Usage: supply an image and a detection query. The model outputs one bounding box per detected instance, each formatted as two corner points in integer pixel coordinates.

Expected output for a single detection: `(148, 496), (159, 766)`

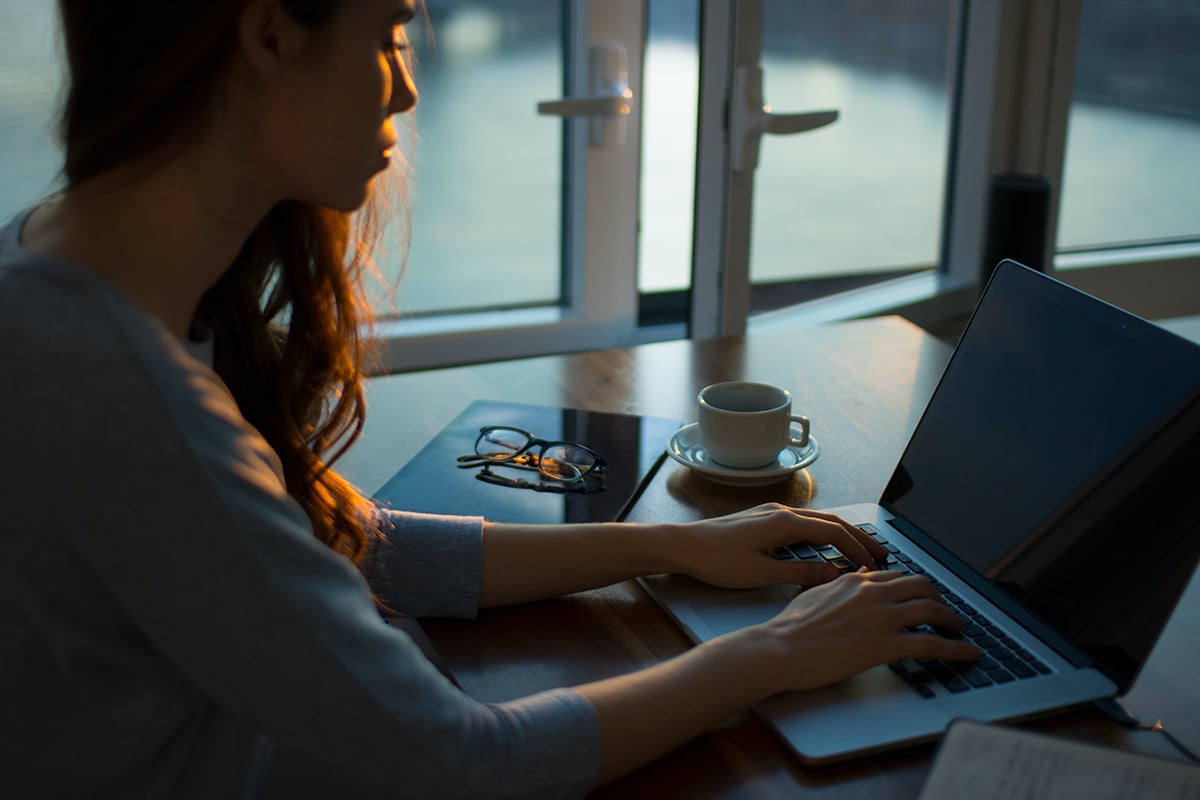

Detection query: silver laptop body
(642, 261), (1200, 763)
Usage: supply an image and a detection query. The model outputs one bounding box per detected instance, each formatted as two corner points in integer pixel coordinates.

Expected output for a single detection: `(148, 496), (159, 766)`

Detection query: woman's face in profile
(263, 0), (418, 212)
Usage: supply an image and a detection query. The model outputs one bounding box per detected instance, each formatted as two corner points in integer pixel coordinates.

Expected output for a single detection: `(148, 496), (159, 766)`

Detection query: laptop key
(926, 662), (970, 693)
(953, 665), (995, 688)
(1008, 661), (1037, 679)
(979, 660), (1010, 676)
(972, 634), (1000, 651)
(825, 557), (854, 573)
(975, 655), (1002, 671)
(889, 660), (933, 685)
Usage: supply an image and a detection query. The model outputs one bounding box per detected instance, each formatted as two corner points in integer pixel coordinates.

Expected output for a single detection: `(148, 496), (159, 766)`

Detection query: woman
(0, 0), (977, 796)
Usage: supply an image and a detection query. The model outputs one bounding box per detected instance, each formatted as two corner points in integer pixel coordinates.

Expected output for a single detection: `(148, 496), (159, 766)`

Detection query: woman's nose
(389, 57), (418, 115)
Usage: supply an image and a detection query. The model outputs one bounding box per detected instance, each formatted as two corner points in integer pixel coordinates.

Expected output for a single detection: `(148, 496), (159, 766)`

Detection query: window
(1058, 0), (1200, 253)
(690, 0), (968, 337)
(0, 2), (61, 222)
(394, 4), (564, 315)
(0, 1), (651, 373)
(371, 0), (648, 371)
(636, 0), (700, 308)
(742, 0), (1200, 333)
(635, 0), (961, 324)
(747, 1), (959, 308)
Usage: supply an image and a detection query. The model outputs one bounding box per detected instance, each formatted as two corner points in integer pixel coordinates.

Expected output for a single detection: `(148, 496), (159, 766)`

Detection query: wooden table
(339, 316), (1200, 798)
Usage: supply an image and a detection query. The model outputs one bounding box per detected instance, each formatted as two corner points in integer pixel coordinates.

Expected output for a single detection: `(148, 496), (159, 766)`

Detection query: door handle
(730, 65), (838, 173)
(537, 44), (633, 148)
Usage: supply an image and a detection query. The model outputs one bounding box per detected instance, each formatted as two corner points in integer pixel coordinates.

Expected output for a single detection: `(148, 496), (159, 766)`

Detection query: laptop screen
(882, 261), (1200, 687)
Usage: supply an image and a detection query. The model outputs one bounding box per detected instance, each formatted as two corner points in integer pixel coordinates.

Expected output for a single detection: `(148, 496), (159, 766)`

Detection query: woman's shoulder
(1, 209), (196, 375)
(0, 210), (243, 455)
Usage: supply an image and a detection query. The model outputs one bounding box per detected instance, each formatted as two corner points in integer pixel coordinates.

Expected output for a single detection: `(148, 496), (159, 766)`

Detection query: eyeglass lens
(538, 443), (596, 481)
(475, 427), (531, 459)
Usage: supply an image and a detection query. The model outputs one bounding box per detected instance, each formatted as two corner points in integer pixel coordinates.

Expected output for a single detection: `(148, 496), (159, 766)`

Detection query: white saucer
(666, 423), (820, 487)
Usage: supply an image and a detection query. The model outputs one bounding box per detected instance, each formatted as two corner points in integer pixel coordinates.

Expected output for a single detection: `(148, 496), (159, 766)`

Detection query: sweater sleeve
(364, 508), (485, 619)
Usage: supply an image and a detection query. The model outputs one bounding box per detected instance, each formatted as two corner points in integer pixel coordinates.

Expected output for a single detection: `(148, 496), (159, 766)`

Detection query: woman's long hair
(57, 0), (396, 563)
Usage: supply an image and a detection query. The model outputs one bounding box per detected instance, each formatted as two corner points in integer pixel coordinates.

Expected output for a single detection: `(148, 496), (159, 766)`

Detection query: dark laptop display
(882, 261), (1200, 689)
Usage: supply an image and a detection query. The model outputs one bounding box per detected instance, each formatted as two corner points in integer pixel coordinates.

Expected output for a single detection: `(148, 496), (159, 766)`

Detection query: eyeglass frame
(455, 425), (607, 484)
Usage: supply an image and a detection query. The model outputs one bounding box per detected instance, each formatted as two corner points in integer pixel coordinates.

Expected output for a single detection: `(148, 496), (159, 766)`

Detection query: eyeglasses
(456, 426), (607, 491)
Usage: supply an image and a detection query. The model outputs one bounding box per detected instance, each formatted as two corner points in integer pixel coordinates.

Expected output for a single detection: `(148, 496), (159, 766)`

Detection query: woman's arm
(480, 503), (888, 608)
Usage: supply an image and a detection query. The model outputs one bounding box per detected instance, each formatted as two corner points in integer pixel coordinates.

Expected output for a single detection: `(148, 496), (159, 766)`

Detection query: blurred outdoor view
(1, 1), (1196, 317)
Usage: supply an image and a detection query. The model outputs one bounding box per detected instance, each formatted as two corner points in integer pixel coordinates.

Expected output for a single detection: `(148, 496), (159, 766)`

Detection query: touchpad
(687, 585), (799, 637)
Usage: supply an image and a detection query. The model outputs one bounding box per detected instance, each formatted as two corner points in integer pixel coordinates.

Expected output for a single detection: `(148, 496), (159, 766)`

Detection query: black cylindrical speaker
(982, 173), (1052, 284)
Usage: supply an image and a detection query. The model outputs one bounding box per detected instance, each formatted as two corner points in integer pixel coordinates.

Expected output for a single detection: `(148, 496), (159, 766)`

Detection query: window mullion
(689, 0), (735, 339)
(995, 0), (1082, 273)
(575, 0), (644, 333)
(689, 0), (763, 340)
(941, 0), (1004, 289)
(942, 0), (1082, 289)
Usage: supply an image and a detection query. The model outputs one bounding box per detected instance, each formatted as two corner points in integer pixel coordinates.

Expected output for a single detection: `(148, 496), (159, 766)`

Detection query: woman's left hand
(669, 503), (888, 590)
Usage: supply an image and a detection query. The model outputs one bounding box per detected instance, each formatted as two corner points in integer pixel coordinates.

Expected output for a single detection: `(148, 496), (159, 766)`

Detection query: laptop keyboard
(772, 523), (1051, 698)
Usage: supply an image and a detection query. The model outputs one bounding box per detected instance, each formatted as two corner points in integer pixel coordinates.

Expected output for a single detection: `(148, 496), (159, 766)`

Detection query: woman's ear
(237, 0), (310, 79)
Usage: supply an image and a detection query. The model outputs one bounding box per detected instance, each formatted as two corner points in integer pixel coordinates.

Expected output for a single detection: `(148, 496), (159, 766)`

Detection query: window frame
(373, 0), (647, 373)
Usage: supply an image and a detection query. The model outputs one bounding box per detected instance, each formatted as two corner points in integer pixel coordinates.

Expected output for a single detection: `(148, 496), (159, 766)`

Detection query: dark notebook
(373, 399), (681, 524)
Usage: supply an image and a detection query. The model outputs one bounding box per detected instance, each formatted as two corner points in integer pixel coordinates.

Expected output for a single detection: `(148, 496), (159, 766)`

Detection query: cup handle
(789, 415), (811, 448)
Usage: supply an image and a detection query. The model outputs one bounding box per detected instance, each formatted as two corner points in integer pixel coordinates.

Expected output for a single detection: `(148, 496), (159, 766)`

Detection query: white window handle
(537, 44), (632, 148)
(730, 65), (838, 173)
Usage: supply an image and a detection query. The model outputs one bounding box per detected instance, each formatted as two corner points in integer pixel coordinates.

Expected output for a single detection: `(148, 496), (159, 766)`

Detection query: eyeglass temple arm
(473, 469), (601, 494)
(456, 453), (539, 468)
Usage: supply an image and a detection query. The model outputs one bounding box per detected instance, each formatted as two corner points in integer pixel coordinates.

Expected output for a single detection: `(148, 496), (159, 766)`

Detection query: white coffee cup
(697, 381), (811, 469)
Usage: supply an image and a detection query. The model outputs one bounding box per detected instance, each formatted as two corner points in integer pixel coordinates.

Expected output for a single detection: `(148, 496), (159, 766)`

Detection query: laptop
(640, 259), (1200, 764)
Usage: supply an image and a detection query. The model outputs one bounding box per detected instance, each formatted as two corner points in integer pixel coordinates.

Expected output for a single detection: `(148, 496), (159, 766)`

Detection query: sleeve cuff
(366, 508), (484, 619)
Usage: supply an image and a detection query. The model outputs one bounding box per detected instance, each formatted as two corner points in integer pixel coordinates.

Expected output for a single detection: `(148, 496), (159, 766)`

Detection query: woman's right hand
(577, 566), (980, 784)
(753, 569), (980, 694)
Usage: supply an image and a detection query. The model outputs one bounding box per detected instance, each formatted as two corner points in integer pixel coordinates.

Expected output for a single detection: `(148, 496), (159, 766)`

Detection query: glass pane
(386, 2), (564, 316)
(1057, 0), (1200, 253)
(0, 2), (62, 222)
(749, 1), (958, 306)
(637, 1), (700, 294)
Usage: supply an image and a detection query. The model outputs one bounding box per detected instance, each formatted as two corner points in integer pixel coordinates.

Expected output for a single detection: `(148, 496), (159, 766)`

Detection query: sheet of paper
(919, 720), (1200, 800)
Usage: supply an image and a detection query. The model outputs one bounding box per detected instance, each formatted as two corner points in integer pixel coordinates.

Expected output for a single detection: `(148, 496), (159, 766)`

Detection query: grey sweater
(0, 209), (600, 798)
